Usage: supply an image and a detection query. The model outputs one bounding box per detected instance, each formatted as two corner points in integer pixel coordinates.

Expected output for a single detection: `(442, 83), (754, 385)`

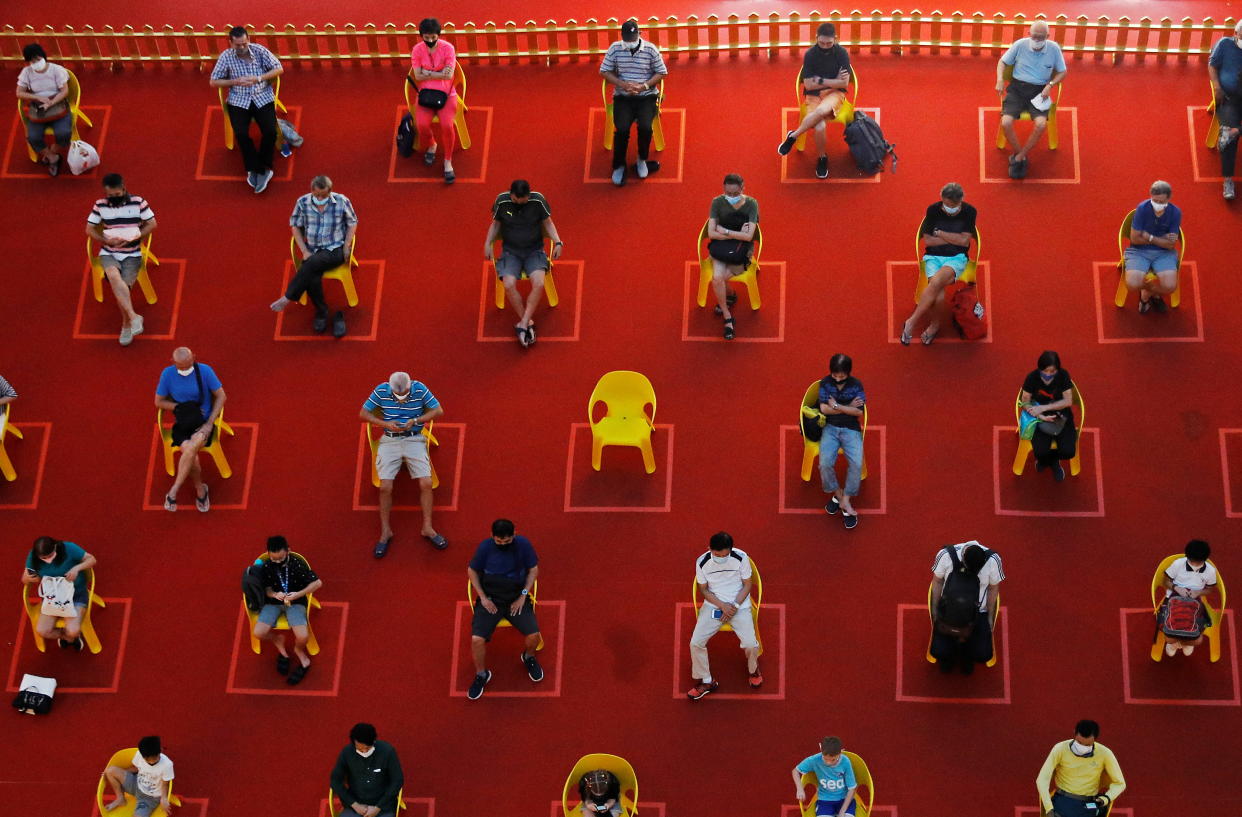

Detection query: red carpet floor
(2, 26), (1241, 817)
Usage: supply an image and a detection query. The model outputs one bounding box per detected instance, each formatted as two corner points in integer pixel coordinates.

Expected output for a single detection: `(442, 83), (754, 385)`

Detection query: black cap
(621, 20), (639, 42)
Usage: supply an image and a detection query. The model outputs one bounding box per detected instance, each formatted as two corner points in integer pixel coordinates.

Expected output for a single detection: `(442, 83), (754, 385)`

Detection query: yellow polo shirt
(1035, 740), (1126, 812)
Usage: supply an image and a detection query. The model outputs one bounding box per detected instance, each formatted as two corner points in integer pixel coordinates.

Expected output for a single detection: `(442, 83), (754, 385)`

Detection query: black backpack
(935, 545), (985, 637)
(843, 111), (897, 175)
(396, 112), (415, 158)
(242, 563), (266, 612)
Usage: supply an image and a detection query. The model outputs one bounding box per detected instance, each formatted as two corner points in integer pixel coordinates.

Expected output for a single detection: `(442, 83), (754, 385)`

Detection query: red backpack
(947, 281), (987, 340)
(1161, 597), (1204, 639)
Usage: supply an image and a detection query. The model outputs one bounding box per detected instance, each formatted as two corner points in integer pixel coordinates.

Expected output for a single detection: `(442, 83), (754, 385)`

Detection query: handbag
(11, 674), (56, 715)
(172, 365), (209, 440)
(1018, 411), (1039, 441)
(39, 576), (77, 618)
(417, 88), (448, 110)
(1036, 416), (1067, 436)
(24, 98), (68, 123)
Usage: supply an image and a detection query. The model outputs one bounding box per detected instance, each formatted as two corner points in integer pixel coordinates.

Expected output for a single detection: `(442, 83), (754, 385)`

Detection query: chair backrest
(563, 753), (638, 816)
(66, 69), (82, 109)
(844, 751), (875, 812)
(1117, 208), (1185, 268)
(588, 371), (656, 425)
(800, 381), (820, 440)
(1150, 554), (1226, 611)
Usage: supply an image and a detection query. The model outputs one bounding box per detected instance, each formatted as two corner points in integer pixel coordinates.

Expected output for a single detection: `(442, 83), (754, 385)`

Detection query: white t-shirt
(694, 547), (753, 610)
(931, 541), (1004, 612)
(131, 751), (174, 798)
(17, 62), (69, 100)
(1164, 557), (1218, 597)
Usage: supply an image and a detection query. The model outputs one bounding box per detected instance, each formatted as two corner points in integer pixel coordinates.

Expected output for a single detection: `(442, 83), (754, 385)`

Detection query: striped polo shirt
(86, 194), (154, 259)
(362, 381), (440, 429)
(600, 40), (667, 96)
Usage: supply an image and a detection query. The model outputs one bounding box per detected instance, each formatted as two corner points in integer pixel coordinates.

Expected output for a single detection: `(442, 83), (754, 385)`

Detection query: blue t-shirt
(1210, 36), (1242, 95)
(362, 381), (440, 429)
(26, 541), (89, 597)
(156, 363), (223, 419)
(1130, 200), (1182, 243)
(1001, 38), (1066, 85)
(468, 535), (538, 582)
(797, 754), (857, 802)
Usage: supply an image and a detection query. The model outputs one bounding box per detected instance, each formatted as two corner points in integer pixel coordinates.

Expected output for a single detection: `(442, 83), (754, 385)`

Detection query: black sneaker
(1053, 463), (1066, 481)
(467, 669), (492, 700)
(313, 310), (329, 334)
(1035, 461), (1048, 472)
(815, 156), (829, 179)
(1150, 295), (1168, 313)
(331, 310), (347, 338)
(843, 512), (859, 530)
(824, 497), (840, 515)
(522, 651), (545, 682)
(960, 659), (975, 675)
(938, 657), (955, 673)
(777, 131), (797, 156)
(58, 636), (84, 652)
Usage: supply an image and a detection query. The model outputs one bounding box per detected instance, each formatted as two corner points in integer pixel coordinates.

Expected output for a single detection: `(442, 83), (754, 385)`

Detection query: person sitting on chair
(706, 173), (759, 341)
(1209, 21), (1242, 200)
(777, 23), (853, 180)
(0, 373), (16, 416)
(578, 769), (622, 816)
(792, 736), (858, 817)
(1019, 350), (1075, 482)
(86, 173), (158, 346)
(1122, 180), (1181, 314)
(484, 179), (564, 347)
(155, 347), (226, 512)
(817, 353), (865, 530)
(330, 723), (404, 817)
(466, 518), (543, 700)
(900, 182), (976, 346)
(1159, 538), (1218, 657)
(251, 535), (322, 685)
(409, 18), (459, 184)
(15, 43), (71, 176)
(102, 736), (174, 816)
(930, 541), (1004, 675)
(686, 531), (761, 699)
(209, 26), (284, 193)
(21, 536), (96, 652)
(1035, 720), (1126, 817)
(600, 19), (668, 187)
(996, 21), (1066, 179)
(269, 174), (358, 338)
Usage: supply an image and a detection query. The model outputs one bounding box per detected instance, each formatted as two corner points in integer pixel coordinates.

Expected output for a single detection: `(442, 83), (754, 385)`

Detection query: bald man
(154, 347), (226, 512)
(996, 21), (1067, 178)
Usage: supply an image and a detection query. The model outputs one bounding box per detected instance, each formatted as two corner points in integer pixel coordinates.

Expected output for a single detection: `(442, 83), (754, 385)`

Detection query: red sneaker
(686, 680), (718, 700)
(749, 669), (764, 688)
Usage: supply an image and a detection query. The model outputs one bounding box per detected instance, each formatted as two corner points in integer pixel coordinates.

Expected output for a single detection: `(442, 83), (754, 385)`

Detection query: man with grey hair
(1123, 180), (1182, 313)
(154, 347), (226, 512)
(270, 175), (358, 338)
(360, 371), (447, 558)
(996, 20), (1066, 179)
(901, 182), (978, 345)
(1209, 21), (1242, 199)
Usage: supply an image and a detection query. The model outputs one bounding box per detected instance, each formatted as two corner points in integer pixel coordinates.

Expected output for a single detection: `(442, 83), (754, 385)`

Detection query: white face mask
(1150, 199), (1167, 213)
(356, 746), (375, 758)
(1030, 39), (1047, 51)
(1069, 740), (1094, 756)
(942, 204), (961, 215)
(312, 194), (330, 205)
(710, 554), (730, 565)
(724, 194), (743, 205)
(176, 367), (195, 377)
(30, 58), (47, 71)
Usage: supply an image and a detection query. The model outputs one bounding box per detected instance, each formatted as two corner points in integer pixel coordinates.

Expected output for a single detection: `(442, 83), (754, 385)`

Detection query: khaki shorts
(99, 253), (142, 286)
(375, 435), (431, 481)
(804, 90), (846, 119)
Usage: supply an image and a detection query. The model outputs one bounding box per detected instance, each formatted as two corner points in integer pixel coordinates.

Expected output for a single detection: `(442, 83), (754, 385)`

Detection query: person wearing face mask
(86, 173), (158, 346)
(996, 21), (1067, 179)
(1019, 350), (1076, 482)
(1157, 538), (1218, 657)
(705, 173), (760, 340)
(269, 175), (358, 338)
(250, 536), (323, 685)
(901, 182), (977, 345)
(1208, 21), (1242, 200)
(778, 22), (853, 179)
(816, 354), (866, 529)
(687, 531), (761, 699)
(154, 347), (226, 512)
(600, 19), (668, 186)
(485, 178), (564, 347)
(15, 43), (72, 176)
(1035, 720), (1125, 817)
(208, 26), (284, 193)
(465, 518), (543, 700)
(330, 723), (404, 817)
(20, 536), (97, 651)
(409, 18), (459, 183)
(359, 371), (447, 557)
(1122, 180), (1181, 314)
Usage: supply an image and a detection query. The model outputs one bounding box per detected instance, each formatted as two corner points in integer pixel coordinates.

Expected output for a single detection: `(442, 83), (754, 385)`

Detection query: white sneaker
(1183, 644), (1195, 656)
(636, 159), (649, 179)
(1220, 126), (1237, 150)
(130, 314), (144, 339)
(119, 324), (134, 346)
(1164, 642), (1178, 657)
(611, 166), (625, 187)
(1225, 179), (1236, 200)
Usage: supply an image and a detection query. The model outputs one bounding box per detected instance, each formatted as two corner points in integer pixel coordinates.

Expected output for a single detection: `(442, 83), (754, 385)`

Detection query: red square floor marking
(780, 107), (882, 183)
(778, 425), (887, 515)
(671, 602), (786, 700)
(194, 105), (302, 181)
(352, 422), (465, 512)
(72, 259), (186, 341)
(553, 803), (664, 817)
(449, 599), (565, 697)
(0, 421), (52, 510)
(1220, 429), (1242, 518)
(978, 106), (1081, 184)
(142, 423), (259, 511)
(274, 260), (386, 342)
(563, 422), (674, 512)
(993, 426), (1105, 517)
(682, 261), (787, 343)
(885, 261), (993, 344)
(1188, 105), (1228, 183)
(1119, 608), (1239, 706)
(388, 105), (493, 183)
(2, 105), (111, 179)
(584, 107), (685, 183)
(6, 597), (132, 693)
(92, 797), (209, 817)
(895, 604), (1011, 704)
(477, 261), (583, 342)
(1017, 807), (1130, 817)
(323, 796), (434, 817)
(226, 601), (349, 696)
(1091, 261), (1203, 344)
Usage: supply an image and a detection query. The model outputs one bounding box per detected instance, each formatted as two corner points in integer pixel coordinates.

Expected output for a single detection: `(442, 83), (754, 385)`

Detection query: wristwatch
(521, 588), (530, 596)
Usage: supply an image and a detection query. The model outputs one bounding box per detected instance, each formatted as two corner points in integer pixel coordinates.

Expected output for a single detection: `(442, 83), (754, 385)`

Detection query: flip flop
(423, 145), (437, 165)
(921, 328), (938, 345)
(287, 662), (309, 685)
(163, 495), (176, 512)
(899, 328), (912, 346)
(195, 484), (211, 513)
(373, 536), (392, 559)
(714, 291), (739, 316)
(276, 654), (290, 675)
(423, 532), (449, 550)
(723, 318), (735, 340)
(444, 170), (456, 185)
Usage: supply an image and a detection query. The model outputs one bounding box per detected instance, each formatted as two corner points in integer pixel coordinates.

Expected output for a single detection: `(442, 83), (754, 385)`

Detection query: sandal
(423, 144), (437, 165)
(515, 325), (530, 347)
(287, 662), (309, 685)
(422, 532), (449, 550)
(899, 325), (912, 346)
(444, 169), (456, 185)
(921, 327), (938, 345)
(276, 654), (290, 675)
(163, 495), (176, 512)
(723, 318), (735, 340)
(195, 484), (211, 513)
(714, 291), (739, 316)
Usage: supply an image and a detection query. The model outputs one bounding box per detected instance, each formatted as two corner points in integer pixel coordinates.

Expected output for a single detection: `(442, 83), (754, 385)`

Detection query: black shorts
(1001, 80), (1047, 119)
(471, 599), (540, 641)
(171, 425), (216, 447)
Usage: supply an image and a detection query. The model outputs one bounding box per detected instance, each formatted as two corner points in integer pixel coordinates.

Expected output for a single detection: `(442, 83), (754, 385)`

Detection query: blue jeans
(26, 114), (72, 151)
(1050, 792), (1104, 817)
(819, 425), (863, 496)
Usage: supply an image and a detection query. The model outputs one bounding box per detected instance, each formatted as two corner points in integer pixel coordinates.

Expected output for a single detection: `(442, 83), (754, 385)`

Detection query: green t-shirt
(709, 195), (760, 229)
(26, 541), (89, 597)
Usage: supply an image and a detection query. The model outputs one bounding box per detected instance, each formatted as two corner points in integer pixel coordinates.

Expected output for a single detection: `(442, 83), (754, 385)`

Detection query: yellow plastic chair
(88, 234), (160, 306)
(691, 558), (763, 653)
(914, 224), (981, 304)
(924, 581), (999, 668)
(327, 787), (405, 816)
(602, 78), (665, 152)
(290, 234), (360, 308)
(466, 578), (544, 650)
(995, 63), (1061, 150)
(0, 406), (23, 482)
(19, 69), (92, 163)
(219, 76), (288, 151)
(22, 567), (106, 654)
(243, 551), (321, 656)
(1149, 554), (1227, 663)
(799, 381), (868, 483)
(1012, 384), (1083, 477)
(562, 753), (638, 817)
(1113, 210), (1183, 309)
(492, 237), (560, 310)
(696, 221), (763, 310)
(794, 66), (858, 152)
(797, 751), (874, 817)
(157, 407), (235, 480)
(97, 749), (182, 817)
(404, 64), (472, 151)
(588, 371), (657, 474)
(365, 421), (440, 490)
(1207, 81), (1221, 149)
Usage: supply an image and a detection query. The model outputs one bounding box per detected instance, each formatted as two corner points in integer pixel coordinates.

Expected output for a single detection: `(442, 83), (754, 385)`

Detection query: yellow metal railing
(1, 12), (1235, 65)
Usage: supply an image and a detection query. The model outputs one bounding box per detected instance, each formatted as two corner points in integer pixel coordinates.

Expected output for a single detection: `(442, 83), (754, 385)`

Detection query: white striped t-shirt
(600, 40), (667, 96)
(86, 195), (155, 259)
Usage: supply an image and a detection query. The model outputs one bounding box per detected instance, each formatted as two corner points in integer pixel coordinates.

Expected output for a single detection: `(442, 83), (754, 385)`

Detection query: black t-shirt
(800, 44), (851, 96)
(578, 771), (621, 810)
(921, 202), (978, 258)
(259, 553), (319, 608)
(1021, 368), (1074, 421)
(491, 192), (551, 251)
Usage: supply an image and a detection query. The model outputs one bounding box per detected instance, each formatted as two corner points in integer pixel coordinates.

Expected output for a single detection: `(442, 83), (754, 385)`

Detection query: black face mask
(106, 193), (128, 207)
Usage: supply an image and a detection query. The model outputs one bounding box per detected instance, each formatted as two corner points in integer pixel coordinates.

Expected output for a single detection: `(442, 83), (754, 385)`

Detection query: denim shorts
(1123, 245), (1178, 273)
(496, 246), (549, 279)
(257, 603), (308, 627)
(922, 253), (968, 279)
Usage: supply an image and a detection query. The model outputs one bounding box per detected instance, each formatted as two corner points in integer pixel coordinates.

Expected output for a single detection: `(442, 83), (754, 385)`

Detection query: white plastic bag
(66, 140), (99, 175)
(39, 576), (78, 618)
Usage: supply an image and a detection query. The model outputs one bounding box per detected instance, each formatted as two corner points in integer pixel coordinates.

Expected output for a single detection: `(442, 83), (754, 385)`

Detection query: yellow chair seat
(799, 381), (868, 483)
(157, 407), (234, 480)
(1012, 384), (1083, 476)
(696, 221), (762, 310)
(0, 407), (24, 482)
(562, 754), (638, 817)
(89, 234), (159, 306)
(219, 77), (288, 151)
(366, 421), (440, 489)
(20, 69), (91, 163)
(1113, 209), (1183, 309)
(97, 748), (182, 817)
(1149, 554), (1227, 663)
(492, 238), (559, 309)
(602, 78), (665, 152)
(794, 66), (858, 152)
(995, 63), (1061, 150)
(797, 751), (874, 817)
(244, 551), (322, 656)
(291, 234), (360, 308)
(404, 65), (471, 151)
(589, 371), (657, 474)
(467, 579), (544, 650)
(22, 567), (106, 654)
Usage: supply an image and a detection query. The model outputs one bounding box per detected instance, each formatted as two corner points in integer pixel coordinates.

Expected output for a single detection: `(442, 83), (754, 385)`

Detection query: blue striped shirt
(363, 382), (440, 428)
(600, 40), (667, 96)
(211, 43), (282, 108)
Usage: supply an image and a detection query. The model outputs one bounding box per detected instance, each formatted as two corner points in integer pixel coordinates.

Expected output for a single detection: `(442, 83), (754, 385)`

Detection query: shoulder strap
(193, 364), (206, 406)
(944, 544), (963, 572)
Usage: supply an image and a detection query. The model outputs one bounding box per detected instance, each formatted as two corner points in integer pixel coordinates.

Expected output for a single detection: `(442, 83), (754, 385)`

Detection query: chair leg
(1069, 449), (1082, 477)
(249, 630), (262, 655)
(800, 443), (816, 482)
(1113, 272), (1129, 307)
(306, 624), (321, 656)
(222, 108), (234, 151)
(206, 441), (233, 480)
(340, 271), (360, 308)
(652, 112), (666, 152)
(494, 277), (506, 310)
(860, 452), (869, 481)
(430, 460), (440, 490)
(696, 260), (712, 308)
(163, 442), (177, 478)
(995, 121), (1007, 150)
(639, 438), (657, 474)
(456, 103), (471, 151)
(92, 264), (105, 303)
(794, 104), (808, 152)
(1047, 110), (1059, 151)
(742, 270), (762, 310)
(1207, 112), (1220, 148)
(1012, 438), (1032, 475)
(1209, 616), (1222, 663)
(75, 108), (93, 129)
(136, 265), (158, 305)
(31, 628), (47, 653)
(544, 270), (559, 308)
(603, 104), (614, 151)
(1151, 630), (1167, 662)
(0, 442), (17, 482)
(80, 616), (102, 654)
(590, 434), (604, 471)
(1170, 281), (1181, 309)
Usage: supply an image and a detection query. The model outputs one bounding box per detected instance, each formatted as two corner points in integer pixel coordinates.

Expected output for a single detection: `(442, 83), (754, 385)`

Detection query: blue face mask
(942, 204), (961, 215)
(312, 194), (330, 205)
(1040, 372), (1056, 383)
(724, 194), (743, 205)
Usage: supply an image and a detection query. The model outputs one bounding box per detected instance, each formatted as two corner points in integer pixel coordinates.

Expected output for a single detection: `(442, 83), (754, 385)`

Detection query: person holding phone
(22, 536), (97, 651)
(208, 26), (284, 193)
(686, 531), (760, 699)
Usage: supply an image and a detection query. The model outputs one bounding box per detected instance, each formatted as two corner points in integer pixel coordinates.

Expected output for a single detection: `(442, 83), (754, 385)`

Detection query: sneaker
(1052, 463), (1066, 481)
(1183, 644), (1195, 656)
(611, 166), (626, 187)
(748, 668), (764, 688)
(843, 512), (859, 530)
(467, 669), (492, 700)
(824, 496), (840, 515)
(312, 311), (329, 334)
(777, 131), (797, 156)
(254, 168), (274, 194)
(331, 310), (347, 339)
(130, 314), (144, 339)
(1164, 641), (1178, 657)
(636, 159), (649, 179)
(1138, 297), (1151, 314)
(815, 155), (829, 179)
(522, 651), (545, 682)
(686, 680), (718, 700)
(959, 659), (975, 675)
(1150, 295), (1168, 313)
(246, 172), (257, 189)
(47, 157), (60, 177)
(119, 324), (134, 346)
(58, 636), (84, 652)
(1224, 179), (1236, 200)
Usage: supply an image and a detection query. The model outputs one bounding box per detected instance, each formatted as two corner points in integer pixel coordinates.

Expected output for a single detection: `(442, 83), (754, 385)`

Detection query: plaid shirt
(289, 192), (358, 251)
(210, 43), (282, 108)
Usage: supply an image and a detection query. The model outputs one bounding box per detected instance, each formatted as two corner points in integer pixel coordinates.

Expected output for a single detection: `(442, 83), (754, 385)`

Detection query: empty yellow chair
(0, 406), (23, 482)
(794, 66), (858, 152)
(924, 581), (999, 668)
(692, 558), (763, 653)
(22, 567), (106, 654)
(696, 221), (763, 310)
(562, 753), (638, 817)
(290, 234), (360, 308)
(97, 748), (182, 817)
(602, 78), (665, 152)
(588, 371), (657, 474)
(243, 551), (321, 656)
(1207, 82), (1221, 149)
(366, 421), (440, 490)
(404, 64), (472, 151)
(1113, 209), (1183, 309)
(995, 63), (1061, 151)
(914, 223), (980, 304)
(800, 381), (869, 483)
(20, 69), (92, 163)
(88, 234), (160, 306)
(1012, 383), (1083, 477)
(797, 751), (874, 817)
(158, 407), (235, 480)
(327, 787), (405, 816)
(219, 76), (288, 151)
(1149, 554), (1227, 663)
(492, 237), (560, 310)
(467, 578), (544, 650)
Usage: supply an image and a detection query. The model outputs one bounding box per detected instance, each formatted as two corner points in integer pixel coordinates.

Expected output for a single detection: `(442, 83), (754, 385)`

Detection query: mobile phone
(712, 608), (724, 620)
